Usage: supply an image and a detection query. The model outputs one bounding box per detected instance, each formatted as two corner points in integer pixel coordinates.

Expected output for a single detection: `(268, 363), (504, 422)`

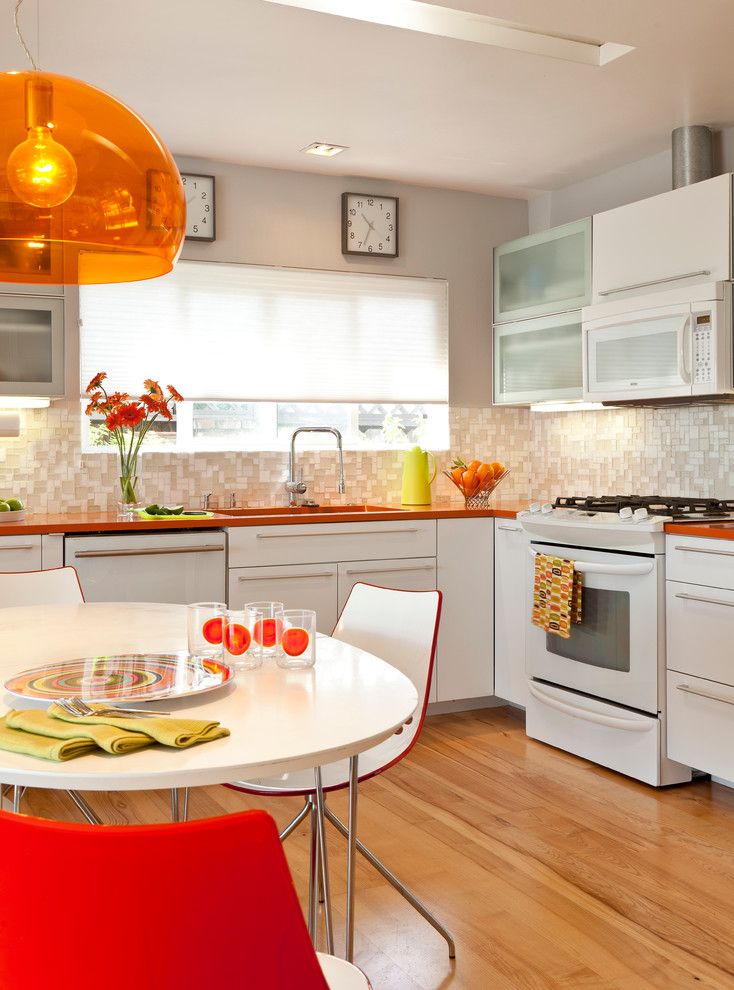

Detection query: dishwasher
(64, 530), (227, 604)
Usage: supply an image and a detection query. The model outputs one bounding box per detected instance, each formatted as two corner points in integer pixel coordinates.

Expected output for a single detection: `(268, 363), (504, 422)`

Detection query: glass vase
(118, 471), (140, 518)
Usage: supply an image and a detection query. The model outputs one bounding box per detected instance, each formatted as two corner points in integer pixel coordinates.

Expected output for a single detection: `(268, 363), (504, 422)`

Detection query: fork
(56, 697), (172, 718)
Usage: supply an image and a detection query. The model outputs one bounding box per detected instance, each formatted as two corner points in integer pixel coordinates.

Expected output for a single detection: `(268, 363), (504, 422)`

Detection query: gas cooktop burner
(553, 495), (734, 521)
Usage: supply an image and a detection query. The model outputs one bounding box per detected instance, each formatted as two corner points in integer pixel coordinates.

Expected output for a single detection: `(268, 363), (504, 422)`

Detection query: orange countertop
(0, 499), (528, 537)
(664, 521), (734, 541)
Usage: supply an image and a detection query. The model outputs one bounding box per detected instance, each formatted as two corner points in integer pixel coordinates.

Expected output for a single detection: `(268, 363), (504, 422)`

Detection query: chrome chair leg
(67, 791), (102, 826)
(171, 787), (180, 822)
(181, 787), (189, 822)
(12, 785), (21, 814)
(279, 800), (310, 842)
(346, 755), (359, 963)
(314, 767), (334, 954)
(325, 805), (456, 959)
(307, 796), (319, 942)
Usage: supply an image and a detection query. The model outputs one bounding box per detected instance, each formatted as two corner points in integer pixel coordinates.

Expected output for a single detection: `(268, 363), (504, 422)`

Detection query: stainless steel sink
(211, 503), (403, 517)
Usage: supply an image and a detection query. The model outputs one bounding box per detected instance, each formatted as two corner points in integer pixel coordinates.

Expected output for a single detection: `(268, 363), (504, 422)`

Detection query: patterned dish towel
(532, 552), (583, 639)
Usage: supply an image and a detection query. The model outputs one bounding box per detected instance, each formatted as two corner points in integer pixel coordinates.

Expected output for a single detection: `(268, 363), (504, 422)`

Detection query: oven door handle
(528, 548), (654, 576)
(528, 682), (654, 732)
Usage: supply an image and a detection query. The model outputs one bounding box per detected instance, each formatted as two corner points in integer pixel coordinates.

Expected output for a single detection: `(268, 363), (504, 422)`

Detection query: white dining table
(0, 601), (418, 960)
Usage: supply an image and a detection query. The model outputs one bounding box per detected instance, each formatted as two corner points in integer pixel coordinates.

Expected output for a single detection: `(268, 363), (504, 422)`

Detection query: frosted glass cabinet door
(0, 295), (64, 396)
(493, 310), (583, 405)
(494, 218), (592, 323)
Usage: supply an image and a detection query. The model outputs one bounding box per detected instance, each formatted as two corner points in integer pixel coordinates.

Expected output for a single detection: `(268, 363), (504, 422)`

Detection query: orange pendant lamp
(0, 2), (185, 285)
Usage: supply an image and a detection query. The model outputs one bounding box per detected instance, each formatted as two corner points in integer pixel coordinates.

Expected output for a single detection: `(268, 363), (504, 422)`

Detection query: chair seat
(229, 717), (419, 796)
(317, 952), (371, 989)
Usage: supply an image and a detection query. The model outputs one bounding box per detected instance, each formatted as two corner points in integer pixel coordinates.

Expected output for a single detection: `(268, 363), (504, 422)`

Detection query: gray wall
(529, 123), (734, 233)
(176, 157), (527, 407)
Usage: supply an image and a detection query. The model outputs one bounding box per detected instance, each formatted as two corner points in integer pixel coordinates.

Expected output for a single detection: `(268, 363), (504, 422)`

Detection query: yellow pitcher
(401, 446), (437, 506)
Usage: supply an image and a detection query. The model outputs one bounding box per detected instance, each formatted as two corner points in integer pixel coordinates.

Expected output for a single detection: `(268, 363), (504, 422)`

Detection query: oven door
(526, 542), (661, 714)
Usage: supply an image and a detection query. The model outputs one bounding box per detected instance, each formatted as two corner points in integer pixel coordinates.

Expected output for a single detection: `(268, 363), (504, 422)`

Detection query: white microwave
(582, 281), (734, 404)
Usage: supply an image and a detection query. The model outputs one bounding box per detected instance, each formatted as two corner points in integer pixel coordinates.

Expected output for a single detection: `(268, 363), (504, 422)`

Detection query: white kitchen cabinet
(227, 520), (436, 568)
(493, 310), (582, 405)
(493, 520), (529, 706)
(0, 535), (42, 576)
(592, 174), (731, 303)
(64, 532), (226, 604)
(436, 518), (493, 702)
(494, 218), (591, 323)
(229, 563), (338, 634)
(336, 558), (437, 613)
(665, 534), (734, 779)
(0, 292), (65, 397)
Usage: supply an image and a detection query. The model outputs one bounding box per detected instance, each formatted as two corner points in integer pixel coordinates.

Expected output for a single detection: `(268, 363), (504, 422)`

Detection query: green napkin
(47, 703), (230, 748)
(0, 715), (96, 762)
(6, 709), (151, 755)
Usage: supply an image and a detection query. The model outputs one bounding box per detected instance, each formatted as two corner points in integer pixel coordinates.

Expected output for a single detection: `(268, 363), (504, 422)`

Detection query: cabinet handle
(674, 591), (734, 608)
(237, 571), (333, 582)
(598, 269), (711, 296)
(673, 544), (734, 558)
(676, 683), (734, 707)
(256, 528), (420, 539)
(496, 525), (522, 532)
(0, 544), (35, 551)
(528, 547), (653, 576)
(74, 545), (224, 559)
(344, 565), (434, 576)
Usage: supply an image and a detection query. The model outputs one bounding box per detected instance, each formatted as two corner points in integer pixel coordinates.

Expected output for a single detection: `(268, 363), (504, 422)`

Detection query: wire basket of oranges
(443, 457), (509, 508)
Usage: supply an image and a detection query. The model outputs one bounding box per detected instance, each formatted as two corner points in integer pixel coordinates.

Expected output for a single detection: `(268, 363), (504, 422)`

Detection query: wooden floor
(19, 706), (734, 989)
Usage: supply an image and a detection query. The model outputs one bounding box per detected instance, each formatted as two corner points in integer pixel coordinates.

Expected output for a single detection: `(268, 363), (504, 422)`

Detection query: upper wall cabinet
(0, 289), (65, 397)
(493, 218), (592, 323)
(592, 174), (732, 303)
(494, 309), (582, 405)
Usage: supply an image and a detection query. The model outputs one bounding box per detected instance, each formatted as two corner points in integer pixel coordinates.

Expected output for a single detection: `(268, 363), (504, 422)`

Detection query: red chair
(0, 807), (370, 990)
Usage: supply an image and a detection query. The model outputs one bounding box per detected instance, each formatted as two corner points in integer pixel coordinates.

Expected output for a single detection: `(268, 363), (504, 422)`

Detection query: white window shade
(80, 261), (449, 404)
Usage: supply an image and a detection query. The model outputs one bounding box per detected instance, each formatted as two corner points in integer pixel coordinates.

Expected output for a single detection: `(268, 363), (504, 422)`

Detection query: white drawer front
(667, 580), (734, 685)
(228, 564), (338, 634)
(0, 535), (42, 574)
(526, 680), (689, 786)
(337, 558), (436, 614)
(666, 535), (734, 591)
(228, 521), (436, 568)
(667, 670), (734, 779)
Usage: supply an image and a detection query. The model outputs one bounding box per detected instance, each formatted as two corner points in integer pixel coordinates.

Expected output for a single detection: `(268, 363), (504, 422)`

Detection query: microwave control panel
(693, 312), (713, 385)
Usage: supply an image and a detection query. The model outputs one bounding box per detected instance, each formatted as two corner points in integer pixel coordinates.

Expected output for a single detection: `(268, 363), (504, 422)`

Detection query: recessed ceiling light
(301, 142), (348, 157)
(266, 1), (634, 66)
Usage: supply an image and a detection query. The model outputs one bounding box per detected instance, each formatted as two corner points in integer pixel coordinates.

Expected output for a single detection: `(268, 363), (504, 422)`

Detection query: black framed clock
(342, 192), (398, 257)
(181, 173), (216, 242)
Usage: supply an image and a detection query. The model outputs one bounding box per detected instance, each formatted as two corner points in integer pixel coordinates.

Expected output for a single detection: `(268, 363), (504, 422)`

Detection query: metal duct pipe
(672, 125), (713, 188)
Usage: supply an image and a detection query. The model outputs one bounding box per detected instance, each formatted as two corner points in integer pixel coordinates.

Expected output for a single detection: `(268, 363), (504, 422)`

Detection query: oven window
(546, 587), (630, 672)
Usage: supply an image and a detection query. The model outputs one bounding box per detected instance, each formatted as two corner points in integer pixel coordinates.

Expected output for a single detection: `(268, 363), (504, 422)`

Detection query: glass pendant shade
(0, 71), (185, 285)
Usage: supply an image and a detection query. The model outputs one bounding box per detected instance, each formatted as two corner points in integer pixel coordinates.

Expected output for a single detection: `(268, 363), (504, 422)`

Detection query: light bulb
(7, 124), (77, 208)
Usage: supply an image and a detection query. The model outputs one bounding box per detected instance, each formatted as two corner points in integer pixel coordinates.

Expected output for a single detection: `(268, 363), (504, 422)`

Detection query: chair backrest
(0, 565), (84, 608)
(332, 582), (441, 713)
(0, 808), (329, 990)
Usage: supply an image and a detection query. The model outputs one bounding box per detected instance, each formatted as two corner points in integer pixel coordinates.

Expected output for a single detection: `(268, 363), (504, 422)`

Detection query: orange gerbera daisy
(86, 372), (107, 392)
(116, 402), (147, 429)
(85, 392), (103, 415)
(167, 384), (183, 402)
(105, 411), (121, 432)
(144, 379), (164, 402)
(156, 402), (173, 421)
(107, 391), (130, 407)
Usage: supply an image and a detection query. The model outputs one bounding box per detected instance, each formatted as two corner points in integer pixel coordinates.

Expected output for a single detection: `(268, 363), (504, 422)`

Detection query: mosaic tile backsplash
(2, 397), (734, 512)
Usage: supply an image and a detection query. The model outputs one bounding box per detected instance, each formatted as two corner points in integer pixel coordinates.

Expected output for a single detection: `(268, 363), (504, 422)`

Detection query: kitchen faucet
(286, 427), (345, 506)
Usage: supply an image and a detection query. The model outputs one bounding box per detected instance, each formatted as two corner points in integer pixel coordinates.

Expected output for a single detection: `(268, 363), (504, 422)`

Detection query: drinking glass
(277, 610), (317, 669)
(245, 601), (285, 659)
(187, 601), (227, 661)
(223, 609), (261, 670)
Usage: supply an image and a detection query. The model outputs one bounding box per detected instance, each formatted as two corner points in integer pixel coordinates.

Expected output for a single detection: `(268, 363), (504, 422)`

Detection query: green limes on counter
(143, 504), (185, 517)
(145, 504), (161, 515)
(5, 498), (23, 511)
(0, 502), (10, 513)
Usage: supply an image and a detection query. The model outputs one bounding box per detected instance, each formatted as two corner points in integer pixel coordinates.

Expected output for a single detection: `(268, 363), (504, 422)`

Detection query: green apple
(5, 498), (23, 511)
(0, 502), (10, 513)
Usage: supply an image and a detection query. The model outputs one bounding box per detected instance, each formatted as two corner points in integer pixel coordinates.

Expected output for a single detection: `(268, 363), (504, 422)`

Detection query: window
(80, 260), (449, 451)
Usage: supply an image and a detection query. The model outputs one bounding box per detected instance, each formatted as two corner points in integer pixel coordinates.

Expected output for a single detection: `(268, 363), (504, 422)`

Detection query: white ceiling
(3, 0), (734, 199)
